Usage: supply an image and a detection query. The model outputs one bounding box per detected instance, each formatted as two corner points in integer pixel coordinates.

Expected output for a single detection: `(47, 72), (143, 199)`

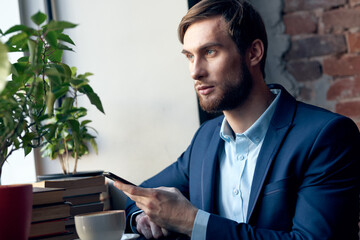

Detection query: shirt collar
(220, 89), (281, 144)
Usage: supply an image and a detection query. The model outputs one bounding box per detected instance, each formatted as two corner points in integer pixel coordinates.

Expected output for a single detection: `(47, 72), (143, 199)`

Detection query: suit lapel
(247, 85), (297, 222)
(201, 121), (223, 212)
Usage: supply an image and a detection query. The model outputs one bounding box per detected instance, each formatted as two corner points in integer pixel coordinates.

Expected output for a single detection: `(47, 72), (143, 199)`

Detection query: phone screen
(102, 171), (136, 186)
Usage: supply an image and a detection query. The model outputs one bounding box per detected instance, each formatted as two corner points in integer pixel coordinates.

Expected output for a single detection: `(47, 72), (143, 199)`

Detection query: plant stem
(59, 154), (66, 175)
(73, 142), (78, 174)
(64, 138), (69, 174)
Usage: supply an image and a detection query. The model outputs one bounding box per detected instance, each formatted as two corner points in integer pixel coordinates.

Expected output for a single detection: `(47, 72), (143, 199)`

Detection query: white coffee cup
(75, 210), (126, 240)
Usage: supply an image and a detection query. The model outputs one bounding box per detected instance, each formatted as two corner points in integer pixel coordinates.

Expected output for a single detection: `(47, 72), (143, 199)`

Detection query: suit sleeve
(205, 116), (360, 240)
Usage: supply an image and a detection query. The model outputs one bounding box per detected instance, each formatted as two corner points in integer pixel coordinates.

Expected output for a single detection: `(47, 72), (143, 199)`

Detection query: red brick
(286, 35), (346, 60)
(284, 12), (317, 35)
(284, 0), (346, 12)
(327, 76), (360, 100)
(323, 8), (360, 32)
(350, 0), (360, 7)
(335, 100), (360, 118)
(286, 60), (322, 82)
(323, 55), (360, 76)
(347, 32), (360, 53)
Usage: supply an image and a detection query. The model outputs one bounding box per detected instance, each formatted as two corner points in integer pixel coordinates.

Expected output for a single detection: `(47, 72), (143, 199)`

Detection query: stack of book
(30, 187), (77, 240)
(33, 175), (107, 238)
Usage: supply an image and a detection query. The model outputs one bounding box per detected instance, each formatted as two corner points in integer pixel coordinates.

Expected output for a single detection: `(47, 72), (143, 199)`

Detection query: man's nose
(190, 58), (207, 80)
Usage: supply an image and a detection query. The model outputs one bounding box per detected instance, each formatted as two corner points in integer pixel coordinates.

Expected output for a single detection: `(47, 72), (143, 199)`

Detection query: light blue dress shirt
(191, 90), (280, 240)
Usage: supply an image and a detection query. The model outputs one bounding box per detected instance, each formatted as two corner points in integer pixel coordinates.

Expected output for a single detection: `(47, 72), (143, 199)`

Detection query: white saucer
(122, 233), (140, 240)
(75, 233), (140, 240)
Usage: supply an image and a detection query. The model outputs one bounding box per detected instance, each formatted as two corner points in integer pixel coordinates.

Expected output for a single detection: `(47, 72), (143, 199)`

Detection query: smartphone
(102, 171), (136, 186)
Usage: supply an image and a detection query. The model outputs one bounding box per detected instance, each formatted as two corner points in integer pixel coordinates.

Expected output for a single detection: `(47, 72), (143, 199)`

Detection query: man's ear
(247, 39), (264, 67)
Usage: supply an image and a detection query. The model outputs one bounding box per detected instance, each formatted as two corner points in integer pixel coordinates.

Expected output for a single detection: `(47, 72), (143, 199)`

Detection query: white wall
(36, 0), (200, 184)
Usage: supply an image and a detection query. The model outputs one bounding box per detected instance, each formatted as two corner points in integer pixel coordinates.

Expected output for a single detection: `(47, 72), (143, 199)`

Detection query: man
(115, 0), (360, 239)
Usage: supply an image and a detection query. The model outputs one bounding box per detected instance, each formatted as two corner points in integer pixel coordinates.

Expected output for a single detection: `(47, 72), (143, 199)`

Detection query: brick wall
(283, 0), (360, 129)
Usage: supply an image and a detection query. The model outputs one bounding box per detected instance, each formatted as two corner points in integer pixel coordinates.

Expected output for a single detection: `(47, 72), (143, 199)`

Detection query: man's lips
(196, 85), (215, 95)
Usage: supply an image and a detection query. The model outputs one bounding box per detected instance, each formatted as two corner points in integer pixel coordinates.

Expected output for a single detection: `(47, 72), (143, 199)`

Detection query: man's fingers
(113, 182), (146, 204)
(161, 228), (170, 237)
(114, 181), (137, 193)
(136, 213), (164, 239)
(139, 226), (153, 239)
(114, 181), (153, 198)
(136, 215), (153, 239)
(149, 221), (164, 239)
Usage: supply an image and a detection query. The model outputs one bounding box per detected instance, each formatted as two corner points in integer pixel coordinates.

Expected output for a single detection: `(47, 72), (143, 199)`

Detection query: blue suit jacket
(126, 85), (360, 239)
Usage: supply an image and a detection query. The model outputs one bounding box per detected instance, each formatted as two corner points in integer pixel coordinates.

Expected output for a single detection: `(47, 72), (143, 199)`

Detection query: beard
(197, 62), (253, 113)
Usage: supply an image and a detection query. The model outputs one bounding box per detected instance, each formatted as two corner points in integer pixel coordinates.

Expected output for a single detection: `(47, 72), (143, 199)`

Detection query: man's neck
(223, 85), (275, 134)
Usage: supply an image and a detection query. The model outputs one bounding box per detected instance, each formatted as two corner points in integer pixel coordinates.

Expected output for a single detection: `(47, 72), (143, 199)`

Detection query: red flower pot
(0, 184), (33, 240)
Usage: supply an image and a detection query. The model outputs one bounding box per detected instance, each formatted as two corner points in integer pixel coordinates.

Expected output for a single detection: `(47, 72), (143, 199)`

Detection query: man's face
(182, 16), (252, 113)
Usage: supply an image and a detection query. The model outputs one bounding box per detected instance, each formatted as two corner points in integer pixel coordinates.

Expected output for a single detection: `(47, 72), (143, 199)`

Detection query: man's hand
(135, 212), (169, 239)
(114, 182), (198, 237)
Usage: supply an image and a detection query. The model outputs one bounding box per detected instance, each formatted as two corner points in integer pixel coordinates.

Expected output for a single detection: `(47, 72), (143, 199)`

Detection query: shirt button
(255, 137), (260, 142)
(233, 189), (239, 195)
(237, 155), (245, 161)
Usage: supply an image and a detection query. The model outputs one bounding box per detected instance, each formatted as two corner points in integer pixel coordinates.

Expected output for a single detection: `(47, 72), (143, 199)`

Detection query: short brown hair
(178, 0), (268, 78)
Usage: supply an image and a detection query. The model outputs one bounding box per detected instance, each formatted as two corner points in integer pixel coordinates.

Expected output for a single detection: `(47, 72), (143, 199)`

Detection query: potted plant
(0, 32), (34, 240)
(0, 11), (104, 178)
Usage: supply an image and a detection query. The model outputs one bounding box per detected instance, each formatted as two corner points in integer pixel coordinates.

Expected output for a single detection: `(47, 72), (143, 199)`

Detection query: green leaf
(89, 138), (98, 154)
(44, 124), (57, 141)
(0, 42), (10, 92)
(17, 56), (29, 62)
(4, 24), (28, 35)
(37, 113), (51, 122)
(11, 62), (29, 77)
(59, 63), (72, 80)
(5, 44), (20, 52)
(41, 143), (55, 158)
(4, 77), (23, 95)
(22, 132), (37, 143)
(57, 33), (75, 45)
(57, 43), (73, 51)
(13, 138), (20, 148)
(68, 119), (80, 132)
(0, 29), (3, 35)
(27, 39), (36, 64)
(24, 146), (32, 156)
(67, 119), (81, 152)
(81, 120), (92, 126)
(70, 67), (77, 77)
(46, 64), (71, 86)
(70, 79), (88, 88)
(88, 92), (104, 113)
(74, 107), (87, 118)
(31, 11), (47, 25)
(79, 72), (93, 78)
(52, 85), (69, 99)
(9, 32), (28, 46)
(45, 66), (62, 88)
(46, 21), (77, 31)
(61, 97), (74, 111)
(45, 31), (58, 47)
(79, 85), (105, 113)
(47, 47), (63, 63)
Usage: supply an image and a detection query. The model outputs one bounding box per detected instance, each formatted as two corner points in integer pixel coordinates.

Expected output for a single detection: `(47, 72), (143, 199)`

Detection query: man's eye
(206, 49), (215, 55)
(186, 54), (194, 60)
